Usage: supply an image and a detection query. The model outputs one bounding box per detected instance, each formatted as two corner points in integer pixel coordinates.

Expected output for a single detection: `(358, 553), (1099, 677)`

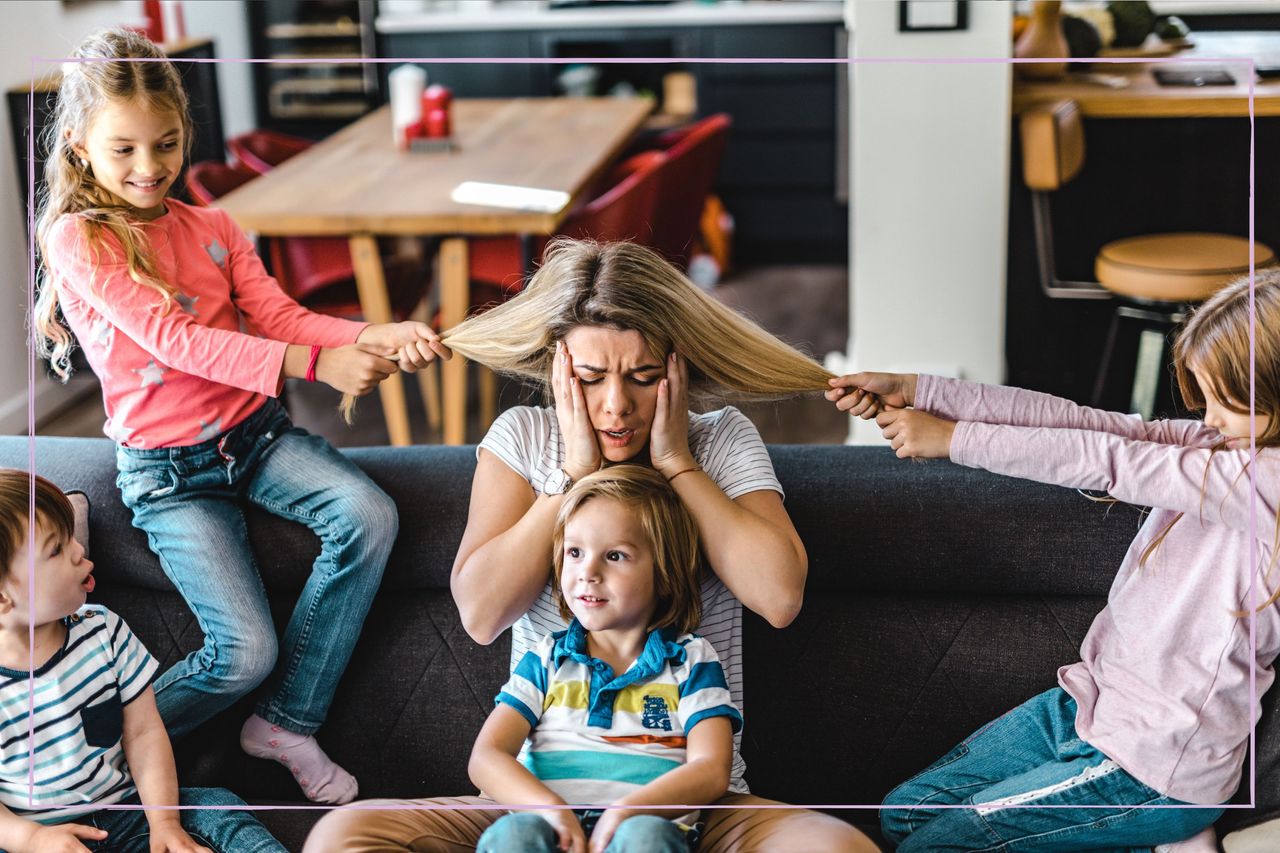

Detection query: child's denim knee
(607, 815), (689, 852)
(477, 812), (559, 853)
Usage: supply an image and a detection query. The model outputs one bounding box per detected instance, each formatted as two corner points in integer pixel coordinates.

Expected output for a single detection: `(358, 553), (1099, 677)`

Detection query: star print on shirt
(195, 417), (222, 443)
(204, 238), (228, 269)
(90, 318), (114, 348)
(133, 359), (168, 388)
(176, 292), (200, 316)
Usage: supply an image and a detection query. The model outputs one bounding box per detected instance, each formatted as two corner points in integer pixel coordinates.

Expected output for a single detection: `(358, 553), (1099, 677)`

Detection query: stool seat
(1096, 232), (1275, 303)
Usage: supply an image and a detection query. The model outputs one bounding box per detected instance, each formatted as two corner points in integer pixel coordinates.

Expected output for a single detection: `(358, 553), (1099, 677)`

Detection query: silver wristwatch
(542, 468), (572, 496)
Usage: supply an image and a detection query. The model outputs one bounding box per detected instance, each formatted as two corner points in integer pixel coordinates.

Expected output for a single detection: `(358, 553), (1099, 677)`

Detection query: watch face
(545, 469), (571, 494)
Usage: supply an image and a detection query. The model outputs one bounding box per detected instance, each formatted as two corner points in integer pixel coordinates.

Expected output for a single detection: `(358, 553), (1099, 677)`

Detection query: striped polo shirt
(496, 620), (741, 808)
(0, 606), (158, 823)
(478, 405), (782, 793)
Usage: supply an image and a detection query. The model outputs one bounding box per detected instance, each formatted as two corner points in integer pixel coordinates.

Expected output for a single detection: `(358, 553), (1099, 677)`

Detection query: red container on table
(424, 108), (451, 138)
(422, 84), (452, 113)
(422, 85), (453, 138)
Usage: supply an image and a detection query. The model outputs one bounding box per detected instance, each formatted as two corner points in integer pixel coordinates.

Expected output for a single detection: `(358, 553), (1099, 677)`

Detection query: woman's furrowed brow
(574, 363), (663, 373)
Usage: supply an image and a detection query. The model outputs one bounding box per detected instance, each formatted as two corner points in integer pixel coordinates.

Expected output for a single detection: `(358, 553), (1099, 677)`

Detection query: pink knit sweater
(919, 374), (1279, 804)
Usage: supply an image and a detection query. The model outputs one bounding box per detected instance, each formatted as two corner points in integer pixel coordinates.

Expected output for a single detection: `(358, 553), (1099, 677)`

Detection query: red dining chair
(645, 113), (731, 270)
(226, 129), (313, 175)
(468, 150), (668, 294)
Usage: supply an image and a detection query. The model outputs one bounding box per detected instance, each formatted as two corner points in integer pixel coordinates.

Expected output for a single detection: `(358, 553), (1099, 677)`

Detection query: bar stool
(1019, 98), (1275, 417)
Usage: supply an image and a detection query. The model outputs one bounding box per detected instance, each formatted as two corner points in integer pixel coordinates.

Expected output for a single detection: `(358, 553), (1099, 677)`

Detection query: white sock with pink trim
(239, 714), (358, 805)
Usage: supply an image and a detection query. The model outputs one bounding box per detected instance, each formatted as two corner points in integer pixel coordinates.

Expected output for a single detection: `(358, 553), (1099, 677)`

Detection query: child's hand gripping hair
(334, 321), (452, 423)
(825, 371), (918, 418)
(826, 371), (955, 458)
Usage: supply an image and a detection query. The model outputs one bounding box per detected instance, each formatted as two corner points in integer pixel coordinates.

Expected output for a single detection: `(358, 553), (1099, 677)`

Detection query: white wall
(1, 0), (251, 435)
(846, 0), (1012, 443)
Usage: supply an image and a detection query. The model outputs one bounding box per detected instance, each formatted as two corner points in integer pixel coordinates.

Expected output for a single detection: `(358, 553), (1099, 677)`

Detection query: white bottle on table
(388, 64), (427, 149)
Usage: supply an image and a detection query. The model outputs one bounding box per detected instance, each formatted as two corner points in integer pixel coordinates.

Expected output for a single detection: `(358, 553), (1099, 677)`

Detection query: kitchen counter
(376, 0), (843, 34)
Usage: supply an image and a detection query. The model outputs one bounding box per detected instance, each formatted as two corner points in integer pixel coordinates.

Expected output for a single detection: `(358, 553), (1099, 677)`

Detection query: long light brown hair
(33, 27), (192, 380)
(441, 238), (836, 405)
(1140, 270), (1280, 611)
(552, 465), (703, 635)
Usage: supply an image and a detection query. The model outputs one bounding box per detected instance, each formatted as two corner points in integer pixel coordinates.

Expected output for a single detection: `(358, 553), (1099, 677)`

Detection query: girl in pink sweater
(33, 28), (451, 805)
(829, 271), (1278, 851)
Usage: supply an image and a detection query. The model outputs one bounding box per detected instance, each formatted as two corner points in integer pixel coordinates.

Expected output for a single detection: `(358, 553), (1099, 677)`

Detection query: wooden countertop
(1013, 31), (1280, 117)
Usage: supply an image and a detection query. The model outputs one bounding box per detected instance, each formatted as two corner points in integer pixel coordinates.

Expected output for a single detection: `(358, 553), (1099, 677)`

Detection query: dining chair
(186, 160), (442, 431)
(1019, 98), (1275, 418)
(226, 129), (313, 175)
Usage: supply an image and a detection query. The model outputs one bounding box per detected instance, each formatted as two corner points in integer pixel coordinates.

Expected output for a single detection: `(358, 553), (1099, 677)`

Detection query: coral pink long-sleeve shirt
(44, 201), (367, 448)
(917, 374), (1280, 804)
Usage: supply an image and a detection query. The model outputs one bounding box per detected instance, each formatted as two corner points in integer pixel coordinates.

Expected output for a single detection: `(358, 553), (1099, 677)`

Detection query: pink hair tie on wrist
(305, 345), (321, 383)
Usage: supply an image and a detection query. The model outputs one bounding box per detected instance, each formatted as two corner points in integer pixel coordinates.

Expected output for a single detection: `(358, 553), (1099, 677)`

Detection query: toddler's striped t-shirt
(496, 620), (741, 810)
(0, 606), (158, 823)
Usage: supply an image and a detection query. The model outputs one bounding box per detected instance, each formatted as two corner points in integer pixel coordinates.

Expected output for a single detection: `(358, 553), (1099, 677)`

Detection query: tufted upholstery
(1, 436), (1276, 851)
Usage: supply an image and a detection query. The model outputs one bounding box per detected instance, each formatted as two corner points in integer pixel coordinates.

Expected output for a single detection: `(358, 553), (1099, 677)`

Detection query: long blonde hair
(1139, 270), (1280, 611)
(33, 27), (192, 380)
(552, 465), (703, 635)
(441, 238), (835, 405)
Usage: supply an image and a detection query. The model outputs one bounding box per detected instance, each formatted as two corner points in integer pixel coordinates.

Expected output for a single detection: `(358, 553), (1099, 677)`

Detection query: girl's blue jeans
(880, 687), (1224, 852)
(116, 399), (397, 739)
(477, 812), (692, 853)
(75, 788), (285, 853)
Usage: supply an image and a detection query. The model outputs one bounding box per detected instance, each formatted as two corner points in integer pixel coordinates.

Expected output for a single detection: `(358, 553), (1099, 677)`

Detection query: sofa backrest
(0, 437), (1273, 832)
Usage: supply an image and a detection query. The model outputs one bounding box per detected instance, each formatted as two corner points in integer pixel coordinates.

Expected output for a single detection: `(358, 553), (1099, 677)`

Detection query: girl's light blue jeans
(116, 399), (397, 738)
(880, 687), (1224, 852)
(477, 812), (691, 853)
(78, 787), (287, 852)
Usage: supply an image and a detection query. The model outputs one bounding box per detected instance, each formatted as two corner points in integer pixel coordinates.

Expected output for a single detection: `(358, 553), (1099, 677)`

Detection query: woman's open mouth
(600, 428), (635, 448)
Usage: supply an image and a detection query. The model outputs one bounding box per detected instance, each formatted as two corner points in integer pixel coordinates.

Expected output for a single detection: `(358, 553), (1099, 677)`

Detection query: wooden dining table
(216, 97), (653, 445)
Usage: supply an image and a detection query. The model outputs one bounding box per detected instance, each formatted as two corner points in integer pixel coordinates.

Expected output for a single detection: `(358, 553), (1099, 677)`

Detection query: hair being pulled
(440, 238), (836, 406)
(34, 27), (192, 380)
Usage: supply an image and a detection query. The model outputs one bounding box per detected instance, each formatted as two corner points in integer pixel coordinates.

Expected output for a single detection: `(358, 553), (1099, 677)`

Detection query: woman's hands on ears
(651, 352), (697, 478)
(553, 341), (604, 482)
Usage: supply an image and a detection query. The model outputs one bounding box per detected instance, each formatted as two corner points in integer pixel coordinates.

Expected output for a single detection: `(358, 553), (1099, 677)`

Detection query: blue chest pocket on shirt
(81, 693), (123, 749)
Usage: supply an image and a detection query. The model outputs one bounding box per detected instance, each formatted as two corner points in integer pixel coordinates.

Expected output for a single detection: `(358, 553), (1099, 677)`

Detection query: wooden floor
(37, 264), (851, 446)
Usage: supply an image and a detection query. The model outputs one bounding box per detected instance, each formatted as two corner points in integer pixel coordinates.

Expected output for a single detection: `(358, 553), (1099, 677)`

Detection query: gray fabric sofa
(1, 436), (1275, 852)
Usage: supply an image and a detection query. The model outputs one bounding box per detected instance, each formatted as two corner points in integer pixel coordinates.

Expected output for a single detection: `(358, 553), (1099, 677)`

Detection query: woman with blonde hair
(307, 239), (878, 852)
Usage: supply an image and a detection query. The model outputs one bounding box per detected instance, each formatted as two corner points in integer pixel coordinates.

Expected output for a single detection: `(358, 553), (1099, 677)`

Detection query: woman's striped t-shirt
(0, 605), (158, 823)
(477, 405), (783, 793)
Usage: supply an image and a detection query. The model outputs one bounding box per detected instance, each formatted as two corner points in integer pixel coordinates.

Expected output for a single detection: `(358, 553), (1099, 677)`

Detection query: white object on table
(451, 181), (570, 213)
(388, 64), (427, 146)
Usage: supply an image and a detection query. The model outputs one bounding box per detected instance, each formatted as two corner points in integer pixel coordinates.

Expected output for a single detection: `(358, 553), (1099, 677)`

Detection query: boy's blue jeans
(478, 812), (693, 853)
(69, 788), (284, 852)
(880, 688), (1224, 852)
(116, 400), (397, 738)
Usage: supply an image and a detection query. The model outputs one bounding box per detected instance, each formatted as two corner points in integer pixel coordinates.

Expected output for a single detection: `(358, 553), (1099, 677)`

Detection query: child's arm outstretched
(218, 217), (451, 374)
(872, 404), (1278, 537)
(586, 716), (733, 853)
(0, 808), (108, 852)
(828, 372), (1218, 448)
(469, 704), (588, 853)
(46, 219), (399, 399)
(120, 686), (213, 853)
